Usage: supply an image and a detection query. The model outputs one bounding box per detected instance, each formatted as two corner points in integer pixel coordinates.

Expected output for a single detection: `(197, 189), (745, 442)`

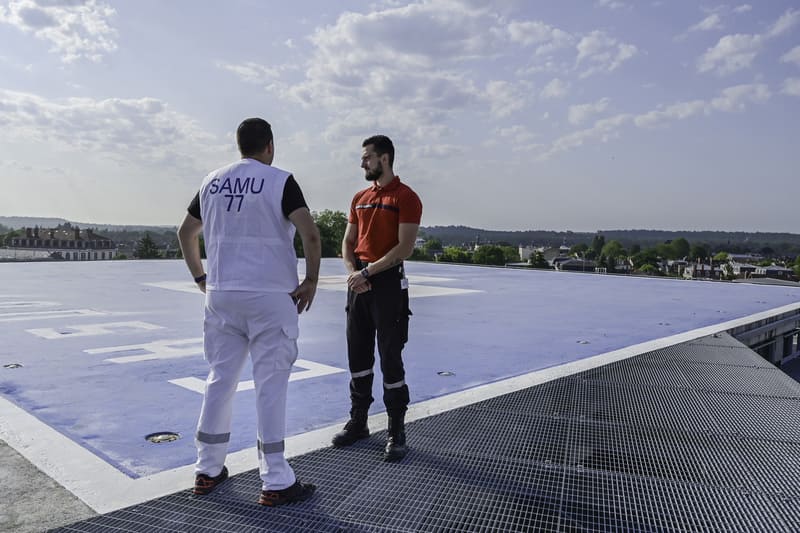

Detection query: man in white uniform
(178, 117), (321, 506)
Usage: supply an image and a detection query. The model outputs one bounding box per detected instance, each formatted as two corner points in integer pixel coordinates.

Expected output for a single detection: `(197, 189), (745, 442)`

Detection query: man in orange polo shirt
(332, 134), (422, 461)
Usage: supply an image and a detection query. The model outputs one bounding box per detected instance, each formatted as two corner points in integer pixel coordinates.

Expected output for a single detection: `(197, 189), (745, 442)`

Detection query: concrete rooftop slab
(1, 259), (799, 514)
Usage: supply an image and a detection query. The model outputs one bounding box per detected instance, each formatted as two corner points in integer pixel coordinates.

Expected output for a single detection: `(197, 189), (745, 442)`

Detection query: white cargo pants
(195, 290), (299, 490)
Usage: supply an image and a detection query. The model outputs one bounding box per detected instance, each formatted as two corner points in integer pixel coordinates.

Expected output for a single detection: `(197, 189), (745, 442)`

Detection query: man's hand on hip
(290, 278), (318, 313)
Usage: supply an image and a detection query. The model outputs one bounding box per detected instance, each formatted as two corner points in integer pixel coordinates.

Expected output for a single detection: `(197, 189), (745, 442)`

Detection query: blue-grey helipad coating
(1, 259), (799, 478)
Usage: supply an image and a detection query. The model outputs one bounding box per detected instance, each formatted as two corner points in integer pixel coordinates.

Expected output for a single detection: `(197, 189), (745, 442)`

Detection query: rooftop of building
(2, 259), (800, 531)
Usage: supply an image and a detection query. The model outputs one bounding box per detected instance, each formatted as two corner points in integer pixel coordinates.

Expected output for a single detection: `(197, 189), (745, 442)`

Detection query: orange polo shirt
(349, 176), (422, 263)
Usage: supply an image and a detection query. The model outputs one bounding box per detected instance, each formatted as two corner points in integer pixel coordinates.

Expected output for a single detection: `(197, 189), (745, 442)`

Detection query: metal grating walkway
(53, 333), (800, 532)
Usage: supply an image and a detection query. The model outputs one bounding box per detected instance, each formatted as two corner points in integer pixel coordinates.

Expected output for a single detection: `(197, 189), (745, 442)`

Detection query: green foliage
(721, 263), (736, 281)
(134, 232), (161, 259)
(1, 229), (19, 246)
(639, 264), (662, 276)
(500, 245), (520, 263)
(439, 246), (471, 263)
(295, 210), (348, 258)
(654, 242), (673, 259)
(529, 251), (550, 268)
(422, 238), (443, 256)
(410, 248), (428, 260)
(600, 240), (625, 260)
(629, 243), (641, 255)
(671, 238), (690, 259)
(632, 248), (660, 269)
(713, 251), (729, 262)
(315, 210), (348, 257)
(570, 243), (589, 256)
(794, 257), (800, 277)
(114, 253), (128, 260)
(591, 234), (605, 258)
(689, 244), (708, 261)
(473, 245), (506, 265)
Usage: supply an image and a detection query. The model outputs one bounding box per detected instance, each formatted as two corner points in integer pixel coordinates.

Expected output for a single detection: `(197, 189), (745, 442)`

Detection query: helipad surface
(1, 258), (799, 513)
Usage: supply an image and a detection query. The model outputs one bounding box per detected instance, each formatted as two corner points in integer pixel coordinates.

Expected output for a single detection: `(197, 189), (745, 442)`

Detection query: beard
(364, 163), (383, 181)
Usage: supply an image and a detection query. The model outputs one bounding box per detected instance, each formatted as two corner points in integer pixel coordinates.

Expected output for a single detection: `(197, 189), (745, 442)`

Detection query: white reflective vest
(199, 158), (298, 292)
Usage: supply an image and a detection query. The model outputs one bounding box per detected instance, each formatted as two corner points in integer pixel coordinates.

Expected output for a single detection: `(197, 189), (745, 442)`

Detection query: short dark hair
(362, 135), (394, 167)
(237, 118), (273, 156)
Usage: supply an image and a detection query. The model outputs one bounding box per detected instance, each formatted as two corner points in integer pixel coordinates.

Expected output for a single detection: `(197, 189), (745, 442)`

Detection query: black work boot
(383, 412), (408, 462)
(332, 408), (369, 447)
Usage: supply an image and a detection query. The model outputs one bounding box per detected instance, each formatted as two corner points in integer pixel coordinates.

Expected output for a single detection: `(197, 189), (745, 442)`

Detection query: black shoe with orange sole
(193, 465), (229, 495)
(258, 480), (316, 507)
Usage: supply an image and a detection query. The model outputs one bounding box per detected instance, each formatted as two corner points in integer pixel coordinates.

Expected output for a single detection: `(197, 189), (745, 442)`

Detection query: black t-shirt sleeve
(187, 191), (201, 220)
(282, 175), (308, 218)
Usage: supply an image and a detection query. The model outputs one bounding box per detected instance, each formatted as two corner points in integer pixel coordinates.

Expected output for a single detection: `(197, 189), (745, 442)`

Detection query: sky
(0, 0), (799, 233)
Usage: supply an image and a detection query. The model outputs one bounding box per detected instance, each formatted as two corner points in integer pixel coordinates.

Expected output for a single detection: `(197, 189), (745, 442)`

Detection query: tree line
(3, 217), (799, 277)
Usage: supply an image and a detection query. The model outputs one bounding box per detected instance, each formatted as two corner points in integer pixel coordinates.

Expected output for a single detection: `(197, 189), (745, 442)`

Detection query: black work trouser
(345, 263), (411, 414)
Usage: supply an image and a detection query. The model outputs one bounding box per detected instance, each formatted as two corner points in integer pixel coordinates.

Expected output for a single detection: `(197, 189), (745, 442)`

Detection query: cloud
(634, 100), (707, 128)
(697, 33), (762, 75)
(537, 82), (771, 160)
(0, 0), (117, 63)
(289, 2), (502, 112)
(539, 113), (632, 160)
(496, 124), (536, 144)
(576, 31), (638, 78)
(733, 4), (752, 14)
(0, 89), (223, 174)
(540, 78), (569, 99)
(485, 80), (529, 117)
(767, 8), (800, 38)
(689, 13), (723, 32)
(781, 46), (800, 67)
(507, 20), (573, 55)
(568, 98), (610, 125)
(782, 78), (800, 96)
(634, 83), (770, 127)
(216, 61), (285, 86)
(595, 0), (626, 9)
(697, 9), (800, 75)
(221, 1), (579, 153)
(709, 83), (770, 111)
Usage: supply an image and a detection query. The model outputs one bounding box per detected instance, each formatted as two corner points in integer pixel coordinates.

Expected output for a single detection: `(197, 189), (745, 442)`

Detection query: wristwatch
(360, 268), (369, 278)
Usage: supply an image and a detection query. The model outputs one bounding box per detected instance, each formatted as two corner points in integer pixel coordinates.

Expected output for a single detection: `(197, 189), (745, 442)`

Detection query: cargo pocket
(398, 289), (411, 345)
(279, 323), (299, 369)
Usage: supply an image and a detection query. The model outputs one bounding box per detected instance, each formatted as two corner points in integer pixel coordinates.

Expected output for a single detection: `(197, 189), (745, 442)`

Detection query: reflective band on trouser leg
(384, 379), (406, 389)
(258, 439), (285, 454)
(351, 369), (374, 378)
(195, 431), (231, 477)
(197, 431), (231, 444)
(257, 438), (295, 491)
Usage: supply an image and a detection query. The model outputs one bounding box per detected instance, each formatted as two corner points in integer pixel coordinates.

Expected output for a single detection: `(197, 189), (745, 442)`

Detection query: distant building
(3, 225), (117, 261)
(555, 258), (597, 272)
(730, 262), (758, 278)
(728, 253), (764, 263)
(666, 260), (689, 276)
(755, 264), (796, 281)
(518, 245), (535, 261)
(683, 263), (722, 280)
